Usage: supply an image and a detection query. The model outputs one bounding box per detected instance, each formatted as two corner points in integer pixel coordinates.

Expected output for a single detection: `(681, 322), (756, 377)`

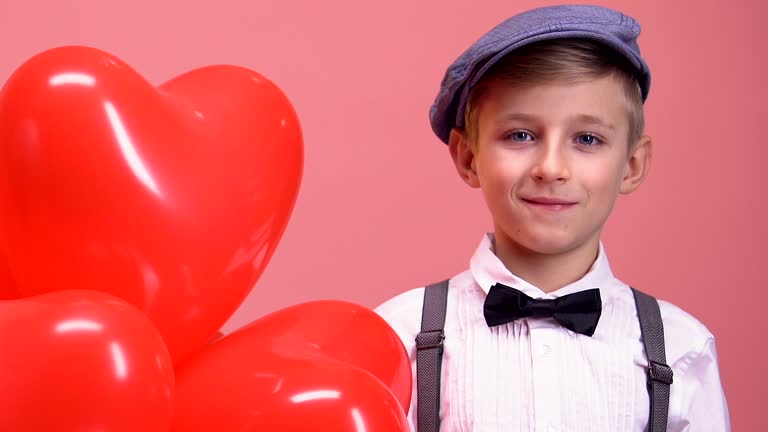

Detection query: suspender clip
(416, 330), (445, 350)
(648, 360), (674, 385)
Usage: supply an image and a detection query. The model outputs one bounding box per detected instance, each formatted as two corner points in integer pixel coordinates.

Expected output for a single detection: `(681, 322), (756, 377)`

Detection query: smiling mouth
(521, 197), (578, 211)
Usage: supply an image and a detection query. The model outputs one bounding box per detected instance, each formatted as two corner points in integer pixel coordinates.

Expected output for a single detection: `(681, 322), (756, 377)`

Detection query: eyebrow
(496, 113), (616, 131)
(496, 113), (539, 123)
(572, 114), (616, 131)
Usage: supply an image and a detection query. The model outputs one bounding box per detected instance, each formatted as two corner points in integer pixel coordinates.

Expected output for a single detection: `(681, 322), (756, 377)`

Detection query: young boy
(376, 5), (730, 431)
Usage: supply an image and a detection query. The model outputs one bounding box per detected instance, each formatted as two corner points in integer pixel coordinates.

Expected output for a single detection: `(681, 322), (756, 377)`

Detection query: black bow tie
(483, 283), (602, 336)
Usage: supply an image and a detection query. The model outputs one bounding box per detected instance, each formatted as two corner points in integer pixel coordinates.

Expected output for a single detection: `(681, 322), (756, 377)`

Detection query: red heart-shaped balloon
(176, 354), (408, 432)
(0, 46), (303, 363)
(0, 258), (17, 300)
(0, 290), (175, 431)
(173, 301), (412, 431)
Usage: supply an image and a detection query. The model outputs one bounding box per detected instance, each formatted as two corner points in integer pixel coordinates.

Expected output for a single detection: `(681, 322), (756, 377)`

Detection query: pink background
(0, 0), (763, 429)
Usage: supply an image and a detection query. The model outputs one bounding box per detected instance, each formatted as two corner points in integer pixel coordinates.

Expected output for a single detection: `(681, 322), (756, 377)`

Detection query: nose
(530, 138), (570, 183)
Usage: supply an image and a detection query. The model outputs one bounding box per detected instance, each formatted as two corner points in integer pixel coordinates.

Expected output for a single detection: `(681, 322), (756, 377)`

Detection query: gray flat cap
(429, 4), (651, 144)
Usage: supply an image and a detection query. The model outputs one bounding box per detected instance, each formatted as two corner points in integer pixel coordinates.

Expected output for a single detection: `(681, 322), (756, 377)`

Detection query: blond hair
(463, 38), (645, 147)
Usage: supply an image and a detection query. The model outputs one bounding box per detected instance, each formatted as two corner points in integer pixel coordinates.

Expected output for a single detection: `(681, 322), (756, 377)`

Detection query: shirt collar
(469, 233), (617, 300)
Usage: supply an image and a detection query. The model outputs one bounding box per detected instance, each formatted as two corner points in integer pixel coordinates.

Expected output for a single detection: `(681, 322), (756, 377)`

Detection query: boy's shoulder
(375, 268), (480, 306)
(373, 270), (476, 343)
(374, 286), (425, 352)
(655, 296), (717, 362)
(375, 280), (432, 326)
(606, 282), (716, 363)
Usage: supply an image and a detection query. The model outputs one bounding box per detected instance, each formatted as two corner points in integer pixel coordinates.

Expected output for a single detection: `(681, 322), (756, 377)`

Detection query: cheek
(477, 150), (527, 185)
(580, 163), (626, 201)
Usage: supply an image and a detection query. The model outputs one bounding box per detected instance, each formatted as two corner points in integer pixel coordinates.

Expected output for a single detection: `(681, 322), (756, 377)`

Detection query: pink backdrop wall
(1, 0), (763, 429)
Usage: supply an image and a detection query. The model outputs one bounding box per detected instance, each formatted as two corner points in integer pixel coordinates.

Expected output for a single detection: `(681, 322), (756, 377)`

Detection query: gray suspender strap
(416, 282), (671, 432)
(415, 279), (449, 432)
(632, 288), (673, 432)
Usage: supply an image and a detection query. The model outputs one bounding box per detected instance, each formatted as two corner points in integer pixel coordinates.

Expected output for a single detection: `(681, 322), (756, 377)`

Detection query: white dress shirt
(375, 234), (730, 432)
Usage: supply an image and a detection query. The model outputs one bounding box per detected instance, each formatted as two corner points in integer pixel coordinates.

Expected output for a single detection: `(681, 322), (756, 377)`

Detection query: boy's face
(449, 75), (651, 257)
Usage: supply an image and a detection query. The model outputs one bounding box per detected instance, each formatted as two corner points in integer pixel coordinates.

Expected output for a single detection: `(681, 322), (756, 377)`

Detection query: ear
(448, 128), (481, 188)
(620, 135), (652, 194)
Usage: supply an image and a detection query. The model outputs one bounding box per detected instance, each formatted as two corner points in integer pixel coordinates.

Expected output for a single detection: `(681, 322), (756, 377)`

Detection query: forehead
(476, 75), (631, 129)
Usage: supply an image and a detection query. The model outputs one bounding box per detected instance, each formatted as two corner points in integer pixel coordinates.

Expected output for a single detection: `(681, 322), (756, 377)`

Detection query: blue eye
(576, 133), (602, 146)
(507, 131), (534, 142)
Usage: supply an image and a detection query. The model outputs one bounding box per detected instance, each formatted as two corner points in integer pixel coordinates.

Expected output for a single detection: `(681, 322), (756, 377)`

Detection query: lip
(521, 196), (578, 211)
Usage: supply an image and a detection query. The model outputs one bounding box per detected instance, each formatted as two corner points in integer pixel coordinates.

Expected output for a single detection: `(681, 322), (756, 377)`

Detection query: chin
(524, 240), (577, 256)
(509, 229), (585, 256)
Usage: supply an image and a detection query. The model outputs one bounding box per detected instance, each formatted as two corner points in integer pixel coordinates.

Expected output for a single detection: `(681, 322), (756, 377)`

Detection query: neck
(493, 231), (600, 294)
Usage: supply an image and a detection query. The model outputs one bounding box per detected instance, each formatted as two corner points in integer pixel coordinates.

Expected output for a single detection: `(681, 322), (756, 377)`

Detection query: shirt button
(541, 344), (552, 357)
